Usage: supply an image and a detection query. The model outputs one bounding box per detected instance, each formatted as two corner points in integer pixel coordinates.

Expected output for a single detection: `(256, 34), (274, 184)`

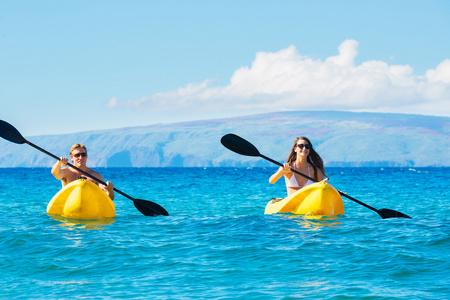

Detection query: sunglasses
(72, 153), (87, 158)
(297, 144), (312, 150)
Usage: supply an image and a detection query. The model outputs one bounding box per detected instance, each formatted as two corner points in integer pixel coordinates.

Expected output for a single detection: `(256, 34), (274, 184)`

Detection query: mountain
(1, 111), (449, 167)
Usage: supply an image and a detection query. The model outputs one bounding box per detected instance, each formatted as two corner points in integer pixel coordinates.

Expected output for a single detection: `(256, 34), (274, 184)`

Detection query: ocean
(0, 167), (449, 299)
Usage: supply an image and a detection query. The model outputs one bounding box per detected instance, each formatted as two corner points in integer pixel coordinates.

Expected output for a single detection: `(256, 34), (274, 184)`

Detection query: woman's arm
(269, 164), (290, 184)
(316, 168), (325, 181)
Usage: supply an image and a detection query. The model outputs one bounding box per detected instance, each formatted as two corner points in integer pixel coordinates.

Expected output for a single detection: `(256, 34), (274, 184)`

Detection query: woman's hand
(105, 181), (114, 192)
(282, 163), (292, 173)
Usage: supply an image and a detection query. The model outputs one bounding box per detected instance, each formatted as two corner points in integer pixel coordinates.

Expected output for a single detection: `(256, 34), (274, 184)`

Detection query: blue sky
(1, 0), (449, 136)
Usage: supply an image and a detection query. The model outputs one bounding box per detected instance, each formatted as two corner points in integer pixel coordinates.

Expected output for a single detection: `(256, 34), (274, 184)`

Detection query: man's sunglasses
(72, 153), (87, 158)
(297, 144), (312, 150)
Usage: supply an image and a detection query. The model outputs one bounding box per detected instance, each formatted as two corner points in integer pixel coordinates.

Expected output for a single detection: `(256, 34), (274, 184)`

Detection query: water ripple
(1, 168), (449, 298)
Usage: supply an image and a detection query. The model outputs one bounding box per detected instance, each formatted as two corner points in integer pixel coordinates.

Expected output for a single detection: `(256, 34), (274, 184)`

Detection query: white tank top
(287, 164), (314, 188)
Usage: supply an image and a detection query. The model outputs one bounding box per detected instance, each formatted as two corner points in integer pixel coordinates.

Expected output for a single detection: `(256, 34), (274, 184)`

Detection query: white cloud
(326, 39), (359, 67)
(110, 40), (450, 117)
(426, 59), (450, 84)
(107, 97), (118, 109)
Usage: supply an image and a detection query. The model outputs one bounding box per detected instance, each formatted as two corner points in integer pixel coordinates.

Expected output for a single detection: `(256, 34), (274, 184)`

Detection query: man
(51, 143), (115, 200)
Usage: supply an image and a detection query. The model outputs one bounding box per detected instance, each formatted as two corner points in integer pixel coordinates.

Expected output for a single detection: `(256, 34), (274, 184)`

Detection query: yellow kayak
(265, 182), (344, 216)
(47, 179), (115, 220)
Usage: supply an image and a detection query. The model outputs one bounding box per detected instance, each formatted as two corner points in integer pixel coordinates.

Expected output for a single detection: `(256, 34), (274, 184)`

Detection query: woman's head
(287, 137), (313, 163)
(287, 137), (326, 178)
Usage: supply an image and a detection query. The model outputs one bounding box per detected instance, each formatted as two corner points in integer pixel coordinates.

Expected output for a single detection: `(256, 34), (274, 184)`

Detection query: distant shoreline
(2, 111), (449, 167)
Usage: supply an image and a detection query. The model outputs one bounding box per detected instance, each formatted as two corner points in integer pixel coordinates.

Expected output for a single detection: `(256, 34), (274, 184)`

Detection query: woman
(269, 137), (326, 196)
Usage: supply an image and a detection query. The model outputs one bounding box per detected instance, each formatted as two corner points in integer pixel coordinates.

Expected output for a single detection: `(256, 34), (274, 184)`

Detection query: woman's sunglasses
(297, 144), (312, 150)
(72, 153), (87, 158)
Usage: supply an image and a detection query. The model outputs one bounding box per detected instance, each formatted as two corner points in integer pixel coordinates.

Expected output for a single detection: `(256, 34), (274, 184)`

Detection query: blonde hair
(69, 143), (87, 155)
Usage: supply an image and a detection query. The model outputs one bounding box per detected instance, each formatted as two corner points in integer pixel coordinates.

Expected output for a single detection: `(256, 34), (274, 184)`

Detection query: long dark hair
(286, 137), (326, 180)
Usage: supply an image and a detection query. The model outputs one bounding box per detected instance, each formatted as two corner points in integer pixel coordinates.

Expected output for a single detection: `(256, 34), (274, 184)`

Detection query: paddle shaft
(4, 127), (134, 201)
(220, 133), (410, 219)
(1, 120), (169, 216)
(261, 153), (383, 215)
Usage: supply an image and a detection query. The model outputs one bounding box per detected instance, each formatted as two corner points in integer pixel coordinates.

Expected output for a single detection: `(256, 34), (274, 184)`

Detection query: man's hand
(60, 157), (68, 167)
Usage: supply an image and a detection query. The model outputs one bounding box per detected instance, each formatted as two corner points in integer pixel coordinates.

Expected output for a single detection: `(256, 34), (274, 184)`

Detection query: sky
(1, 0), (449, 136)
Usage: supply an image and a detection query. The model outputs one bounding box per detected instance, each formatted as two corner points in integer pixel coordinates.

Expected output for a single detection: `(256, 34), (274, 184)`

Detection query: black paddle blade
(378, 208), (411, 219)
(221, 134), (260, 157)
(133, 199), (169, 217)
(0, 120), (27, 144)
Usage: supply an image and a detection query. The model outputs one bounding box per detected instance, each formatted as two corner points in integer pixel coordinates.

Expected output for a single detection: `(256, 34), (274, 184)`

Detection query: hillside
(1, 111), (449, 167)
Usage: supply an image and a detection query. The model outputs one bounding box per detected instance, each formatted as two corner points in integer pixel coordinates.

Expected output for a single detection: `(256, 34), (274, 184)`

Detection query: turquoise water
(1, 167), (449, 299)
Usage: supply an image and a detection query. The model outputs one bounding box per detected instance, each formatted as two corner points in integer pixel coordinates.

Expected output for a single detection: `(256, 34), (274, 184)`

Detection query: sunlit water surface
(1, 168), (448, 299)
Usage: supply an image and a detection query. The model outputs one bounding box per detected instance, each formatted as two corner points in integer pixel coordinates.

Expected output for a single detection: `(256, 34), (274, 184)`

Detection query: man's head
(69, 143), (88, 166)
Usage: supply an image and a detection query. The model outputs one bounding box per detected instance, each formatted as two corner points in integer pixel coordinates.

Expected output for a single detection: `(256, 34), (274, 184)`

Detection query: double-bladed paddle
(0, 120), (169, 217)
(221, 133), (411, 219)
